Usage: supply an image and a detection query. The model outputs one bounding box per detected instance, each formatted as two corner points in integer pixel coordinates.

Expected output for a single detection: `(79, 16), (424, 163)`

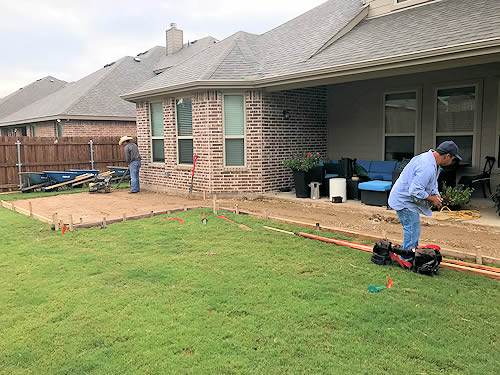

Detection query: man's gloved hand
(426, 194), (443, 208)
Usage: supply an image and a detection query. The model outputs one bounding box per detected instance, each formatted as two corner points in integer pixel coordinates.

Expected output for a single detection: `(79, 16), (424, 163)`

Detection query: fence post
(15, 140), (22, 189)
(88, 139), (94, 169)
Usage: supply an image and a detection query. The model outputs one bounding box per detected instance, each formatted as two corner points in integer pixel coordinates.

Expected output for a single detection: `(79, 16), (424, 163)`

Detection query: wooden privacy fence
(0, 136), (127, 191)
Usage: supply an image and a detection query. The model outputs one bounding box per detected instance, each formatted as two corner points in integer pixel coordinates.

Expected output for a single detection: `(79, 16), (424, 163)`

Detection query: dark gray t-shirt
(124, 142), (141, 163)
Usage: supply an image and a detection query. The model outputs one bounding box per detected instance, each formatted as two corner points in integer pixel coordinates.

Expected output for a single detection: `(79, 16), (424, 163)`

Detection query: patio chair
(458, 156), (496, 198)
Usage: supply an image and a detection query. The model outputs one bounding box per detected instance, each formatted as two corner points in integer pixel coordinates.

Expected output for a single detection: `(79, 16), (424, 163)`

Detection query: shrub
(440, 183), (472, 209)
(283, 153), (321, 172)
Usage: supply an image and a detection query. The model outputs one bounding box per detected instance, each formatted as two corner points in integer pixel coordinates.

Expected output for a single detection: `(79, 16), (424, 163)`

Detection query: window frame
(382, 89), (420, 161)
(222, 93), (247, 168)
(174, 96), (194, 166)
(432, 82), (481, 167)
(30, 124), (36, 137)
(149, 101), (165, 164)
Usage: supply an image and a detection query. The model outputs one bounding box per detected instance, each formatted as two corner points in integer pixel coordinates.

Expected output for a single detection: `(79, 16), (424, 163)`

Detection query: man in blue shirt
(389, 141), (461, 254)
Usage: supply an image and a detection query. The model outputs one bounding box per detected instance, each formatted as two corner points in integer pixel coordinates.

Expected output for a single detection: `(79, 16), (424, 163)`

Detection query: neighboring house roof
(123, 0), (500, 100)
(0, 36), (217, 127)
(0, 76), (66, 119)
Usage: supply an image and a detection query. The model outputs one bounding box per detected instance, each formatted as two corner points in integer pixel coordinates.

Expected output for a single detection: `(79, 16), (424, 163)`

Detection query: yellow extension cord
(434, 206), (481, 221)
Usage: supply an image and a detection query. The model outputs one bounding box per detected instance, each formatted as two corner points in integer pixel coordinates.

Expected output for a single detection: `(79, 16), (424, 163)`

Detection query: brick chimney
(166, 23), (183, 55)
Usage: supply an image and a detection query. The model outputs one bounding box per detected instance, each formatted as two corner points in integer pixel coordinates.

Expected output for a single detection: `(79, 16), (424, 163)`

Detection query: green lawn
(0, 207), (498, 374)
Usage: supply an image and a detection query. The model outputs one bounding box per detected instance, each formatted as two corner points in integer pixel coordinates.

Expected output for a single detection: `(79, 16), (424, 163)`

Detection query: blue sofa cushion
(369, 161), (398, 181)
(358, 180), (393, 192)
(325, 173), (339, 179)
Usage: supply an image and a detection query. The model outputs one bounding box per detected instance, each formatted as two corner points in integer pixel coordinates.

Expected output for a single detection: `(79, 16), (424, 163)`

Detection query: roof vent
(50, 79), (55, 82)
(134, 57), (141, 62)
(170, 23), (177, 28)
(104, 62), (115, 68)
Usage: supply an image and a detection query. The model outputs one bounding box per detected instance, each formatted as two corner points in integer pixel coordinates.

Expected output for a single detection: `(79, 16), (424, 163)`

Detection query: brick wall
(32, 121), (56, 137)
(136, 87), (327, 195)
(61, 120), (136, 137)
(2, 120), (137, 137)
(261, 87), (328, 192)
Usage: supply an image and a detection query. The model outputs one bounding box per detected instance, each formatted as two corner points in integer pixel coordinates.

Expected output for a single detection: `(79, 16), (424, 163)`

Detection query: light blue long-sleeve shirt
(388, 150), (440, 216)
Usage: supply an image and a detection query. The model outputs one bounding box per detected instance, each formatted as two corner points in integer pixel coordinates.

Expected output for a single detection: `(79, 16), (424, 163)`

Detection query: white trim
(382, 89), (419, 161)
(222, 93), (247, 168)
(432, 82), (481, 167)
(149, 101), (165, 163)
(174, 97), (194, 166)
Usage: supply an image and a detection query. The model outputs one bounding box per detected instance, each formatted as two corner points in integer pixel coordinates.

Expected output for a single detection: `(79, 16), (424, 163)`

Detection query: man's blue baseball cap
(437, 140), (462, 161)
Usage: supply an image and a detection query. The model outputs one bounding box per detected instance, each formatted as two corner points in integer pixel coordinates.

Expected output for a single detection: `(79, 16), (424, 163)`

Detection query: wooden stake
(263, 209), (268, 220)
(102, 217), (107, 228)
(150, 210), (154, 218)
(213, 194), (217, 215)
(235, 204), (239, 215)
(123, 213), (127, 222)
(11, 202), (15, 212)
(69, 215), (74, 232)
(79, 217), (83, 224)
(59, 219), (64, 229)
(54, 213), (59, 231)
(315, 223), (320, 231)
(184, 205), (187, 211)
(29, 202), (33, 217)
(203, 191), (206, 201)
(476, 247), (483, 265)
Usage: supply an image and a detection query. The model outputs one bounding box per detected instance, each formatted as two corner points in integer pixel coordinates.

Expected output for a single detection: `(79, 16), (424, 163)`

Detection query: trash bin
(309, 181), (321, 200)
(329, 178), (346, 202)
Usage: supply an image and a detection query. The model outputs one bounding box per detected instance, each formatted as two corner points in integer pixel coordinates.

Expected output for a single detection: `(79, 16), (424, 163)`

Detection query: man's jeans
(396, 208), (421, 251)
(129, 160), (141, 193)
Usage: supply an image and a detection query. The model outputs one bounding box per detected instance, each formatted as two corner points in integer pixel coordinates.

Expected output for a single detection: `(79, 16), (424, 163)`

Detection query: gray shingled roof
(154, 36), (218, 73)
(0, 76), (66, 119)
(124, 0), (500, 98)
(0, 47), (165, 125)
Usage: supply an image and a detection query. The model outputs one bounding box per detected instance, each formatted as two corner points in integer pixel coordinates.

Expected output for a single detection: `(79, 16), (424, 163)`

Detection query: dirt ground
(11, 190), (500, 260)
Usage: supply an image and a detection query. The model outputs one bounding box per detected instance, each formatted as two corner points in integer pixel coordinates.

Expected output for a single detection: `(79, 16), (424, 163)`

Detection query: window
(435, 86), (476, 164)
(150, 102), (164, 163)
(223, 95), (245, 167)
(176, 98), (193, 165)
(384, 91), (417, 161)
(30, 125), (36, 137)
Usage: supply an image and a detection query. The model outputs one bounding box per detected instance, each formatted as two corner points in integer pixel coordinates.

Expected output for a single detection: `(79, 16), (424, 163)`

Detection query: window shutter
(436, 87), (475, 133)
(385, 92), (417, 134)
(178, 139), (193, 165)
(151, 103), (164, 137)
(225, 139), (244, 166)
(152, 139), (165, 162)
(224, 95), (244, 136)
(177, 98), (192, 136)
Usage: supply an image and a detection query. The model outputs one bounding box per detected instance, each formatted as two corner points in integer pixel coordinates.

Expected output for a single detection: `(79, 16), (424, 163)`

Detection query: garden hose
(434, 206), (481, 221)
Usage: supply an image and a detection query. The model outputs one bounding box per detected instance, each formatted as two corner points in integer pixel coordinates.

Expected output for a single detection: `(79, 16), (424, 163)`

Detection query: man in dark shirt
(119, 136), (142, 193)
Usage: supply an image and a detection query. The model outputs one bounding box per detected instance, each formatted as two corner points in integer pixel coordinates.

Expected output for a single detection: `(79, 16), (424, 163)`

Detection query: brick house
(0, 76), (66, 136)
(122, 0), (500, 193)
(122, 0), (500, 196)
(0, 26), (217, 138)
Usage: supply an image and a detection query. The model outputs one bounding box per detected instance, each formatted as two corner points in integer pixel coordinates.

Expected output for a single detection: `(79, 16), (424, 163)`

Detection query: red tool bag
(372, 240), (442, 276)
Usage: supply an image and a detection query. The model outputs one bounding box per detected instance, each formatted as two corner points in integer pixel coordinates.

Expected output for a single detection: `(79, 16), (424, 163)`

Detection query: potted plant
(284, 152), (322, 198)
(440, 183), (473, 210)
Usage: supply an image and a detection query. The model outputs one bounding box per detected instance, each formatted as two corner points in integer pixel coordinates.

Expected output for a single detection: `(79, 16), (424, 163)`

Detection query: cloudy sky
(0, 0), (326, 98)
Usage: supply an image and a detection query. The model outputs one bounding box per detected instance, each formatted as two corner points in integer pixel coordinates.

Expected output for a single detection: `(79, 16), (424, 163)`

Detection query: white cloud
(0, 0), (325, 97)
